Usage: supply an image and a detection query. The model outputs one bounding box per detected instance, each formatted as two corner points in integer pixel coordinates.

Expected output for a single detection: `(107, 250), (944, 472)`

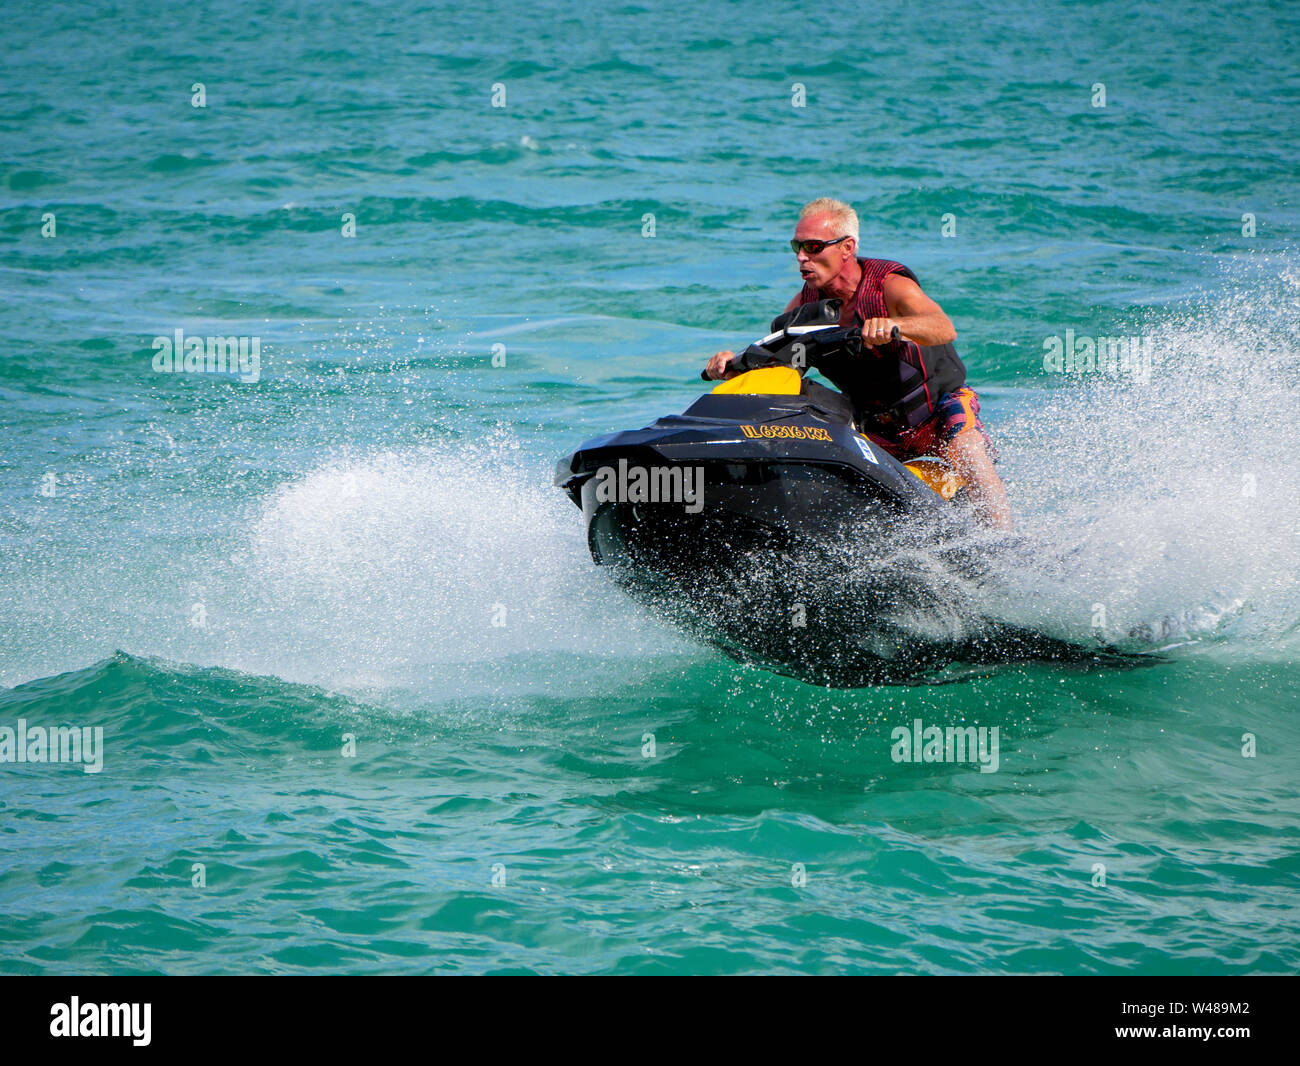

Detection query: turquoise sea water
(1, 0), (1298, 973)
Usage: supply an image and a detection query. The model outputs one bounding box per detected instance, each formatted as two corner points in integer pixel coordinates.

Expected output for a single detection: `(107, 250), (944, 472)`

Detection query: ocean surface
(1, 0), (1298, 974)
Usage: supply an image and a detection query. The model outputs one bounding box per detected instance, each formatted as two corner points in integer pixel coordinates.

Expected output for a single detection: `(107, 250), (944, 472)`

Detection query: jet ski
(554, 300), (1078, 685)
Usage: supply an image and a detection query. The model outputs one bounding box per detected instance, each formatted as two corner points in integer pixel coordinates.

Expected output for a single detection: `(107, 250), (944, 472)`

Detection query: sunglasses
(789, 235), (850, 255)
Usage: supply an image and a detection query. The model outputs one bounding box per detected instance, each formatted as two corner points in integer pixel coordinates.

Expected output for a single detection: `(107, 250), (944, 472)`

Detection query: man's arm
(871, 273), (957, 346)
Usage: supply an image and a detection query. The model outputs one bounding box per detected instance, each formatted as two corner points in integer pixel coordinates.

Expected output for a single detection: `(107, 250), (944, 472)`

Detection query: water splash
(239, 435), (685, 696)
(966, 257), (1300, 655)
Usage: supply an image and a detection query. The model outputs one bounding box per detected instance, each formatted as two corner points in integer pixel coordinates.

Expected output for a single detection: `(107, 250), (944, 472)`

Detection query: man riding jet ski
(704, 197), (1012, 531)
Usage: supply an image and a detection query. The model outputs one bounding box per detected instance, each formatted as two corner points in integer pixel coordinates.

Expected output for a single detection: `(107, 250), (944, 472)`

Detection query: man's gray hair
(799, 198), (859, 243)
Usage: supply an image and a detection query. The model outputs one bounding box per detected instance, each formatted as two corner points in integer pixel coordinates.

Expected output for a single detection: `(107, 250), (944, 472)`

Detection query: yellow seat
(711, 367), (803, 395)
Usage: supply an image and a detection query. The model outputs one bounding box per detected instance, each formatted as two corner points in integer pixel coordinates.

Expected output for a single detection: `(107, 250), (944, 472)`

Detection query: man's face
(792, 214), (855, 288)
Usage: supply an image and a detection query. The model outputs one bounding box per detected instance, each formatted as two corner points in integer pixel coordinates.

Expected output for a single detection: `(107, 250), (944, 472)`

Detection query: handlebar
(700, 324), (901, 381)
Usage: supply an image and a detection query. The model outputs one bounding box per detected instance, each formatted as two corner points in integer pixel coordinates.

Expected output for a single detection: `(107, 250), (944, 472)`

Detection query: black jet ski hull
(556, 385), (1002, 684)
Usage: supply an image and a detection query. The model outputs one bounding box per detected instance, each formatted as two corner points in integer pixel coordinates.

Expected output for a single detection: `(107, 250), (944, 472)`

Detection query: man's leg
(935, 388), (1013, 531)
(946, 429), (1013, 531)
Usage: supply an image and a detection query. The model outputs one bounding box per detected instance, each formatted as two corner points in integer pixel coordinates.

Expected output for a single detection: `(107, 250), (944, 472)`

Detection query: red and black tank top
(796, 257), (917, 322)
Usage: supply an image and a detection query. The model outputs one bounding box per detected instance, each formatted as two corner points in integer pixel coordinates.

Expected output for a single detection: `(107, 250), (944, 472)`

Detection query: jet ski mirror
(769, 298), (843, 333)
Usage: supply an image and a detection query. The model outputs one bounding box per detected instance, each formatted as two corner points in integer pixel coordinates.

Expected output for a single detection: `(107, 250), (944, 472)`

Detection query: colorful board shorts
(868, 387), (998, 463)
